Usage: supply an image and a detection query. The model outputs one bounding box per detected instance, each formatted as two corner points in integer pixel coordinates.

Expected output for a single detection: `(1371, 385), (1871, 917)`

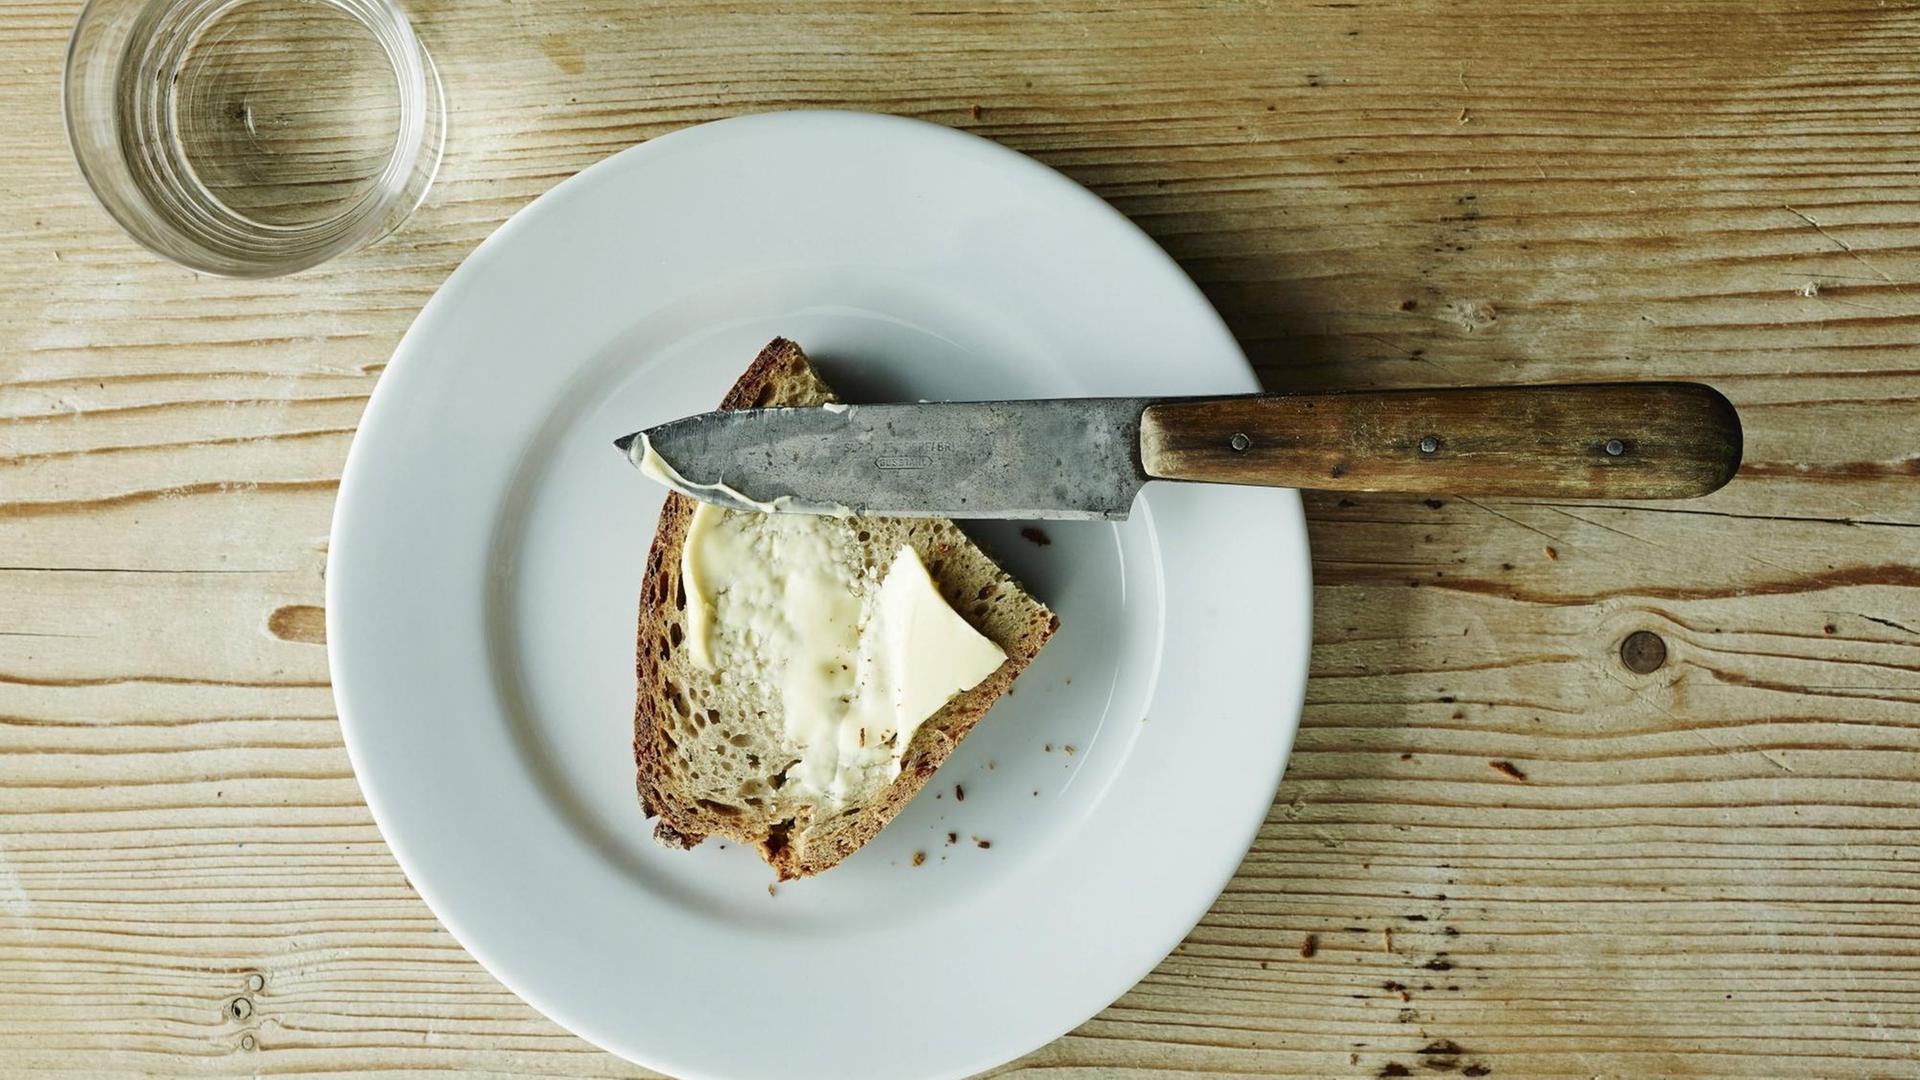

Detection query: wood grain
(1138, 383), (1742, 497)
(4, 0), (1920, 1077)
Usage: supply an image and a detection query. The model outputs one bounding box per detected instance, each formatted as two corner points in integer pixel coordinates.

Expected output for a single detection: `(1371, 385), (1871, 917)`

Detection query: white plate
(328, 111), (1310, 1080)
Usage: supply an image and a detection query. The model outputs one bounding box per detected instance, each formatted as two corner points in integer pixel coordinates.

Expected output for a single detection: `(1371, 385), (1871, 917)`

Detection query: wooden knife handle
(1139, 382), (1742, 498)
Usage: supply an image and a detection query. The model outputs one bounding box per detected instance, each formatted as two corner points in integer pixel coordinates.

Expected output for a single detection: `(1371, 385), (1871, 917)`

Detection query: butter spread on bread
(680, 503), (1005, 803)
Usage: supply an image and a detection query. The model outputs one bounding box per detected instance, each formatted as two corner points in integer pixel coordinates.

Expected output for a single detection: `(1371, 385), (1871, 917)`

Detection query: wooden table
(5, 1), (1919, 1076)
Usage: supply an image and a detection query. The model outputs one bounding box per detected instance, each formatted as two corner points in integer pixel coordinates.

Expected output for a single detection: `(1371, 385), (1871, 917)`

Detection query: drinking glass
(64, 0), (444, 277)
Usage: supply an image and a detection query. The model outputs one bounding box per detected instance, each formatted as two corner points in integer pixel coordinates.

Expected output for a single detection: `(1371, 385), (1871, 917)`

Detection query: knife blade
(615, 383), (1743, 519)
(617, 399), (1155, 520)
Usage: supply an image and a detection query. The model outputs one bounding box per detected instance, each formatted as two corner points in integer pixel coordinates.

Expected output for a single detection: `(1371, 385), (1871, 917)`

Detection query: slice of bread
(633, 338), (1058, 879)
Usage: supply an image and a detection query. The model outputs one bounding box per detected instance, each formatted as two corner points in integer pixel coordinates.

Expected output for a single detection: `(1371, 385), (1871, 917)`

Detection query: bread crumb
(986, 759), (995, 770)
(1800, 280), (1821, 297)
(912, 850), (926, 867)
(970, 103), (983, 120)
(767, 884), (778, 898)
(946, 832), (957, 846)
(1062, 744), (1077, 755)
(973, 836), (992, 849)
(954, 783), (965, 801)
(1300, 933), (1319, 958)
(1489, 759), (1528, 781)
(1382, 927), (1394, 952)
(1456, 107), (1470, 124)
(1019, 527), (1052, 547)
(1544, 545), (1558, 560)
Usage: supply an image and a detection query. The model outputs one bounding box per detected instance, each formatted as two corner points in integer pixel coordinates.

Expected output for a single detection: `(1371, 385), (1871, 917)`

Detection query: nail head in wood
(1604, 438), (1626, 456)
(1418, 435), (1440, 455)
(1620, 630), (1667, 674)
(1229, 432), (1251, 451)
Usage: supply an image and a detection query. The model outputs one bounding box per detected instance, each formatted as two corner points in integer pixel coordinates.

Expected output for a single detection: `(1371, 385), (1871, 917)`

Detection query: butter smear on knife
(630, 430), (852, 517)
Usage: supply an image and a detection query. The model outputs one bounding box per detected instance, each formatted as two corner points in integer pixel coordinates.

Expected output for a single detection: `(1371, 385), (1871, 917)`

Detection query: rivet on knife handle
(1137, 382), (1743, 499)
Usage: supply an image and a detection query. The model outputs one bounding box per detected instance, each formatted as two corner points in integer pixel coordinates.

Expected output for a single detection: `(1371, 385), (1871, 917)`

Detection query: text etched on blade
(876, 440), (955, 471)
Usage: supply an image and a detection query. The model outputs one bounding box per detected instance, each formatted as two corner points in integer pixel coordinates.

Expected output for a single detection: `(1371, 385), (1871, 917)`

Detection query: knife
(615, 382), (1742, 520)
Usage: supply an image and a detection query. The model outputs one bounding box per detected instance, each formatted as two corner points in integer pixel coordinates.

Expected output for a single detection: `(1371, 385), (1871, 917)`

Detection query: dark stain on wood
(538, 33), (586, 74)
(267, 605), (326, 645)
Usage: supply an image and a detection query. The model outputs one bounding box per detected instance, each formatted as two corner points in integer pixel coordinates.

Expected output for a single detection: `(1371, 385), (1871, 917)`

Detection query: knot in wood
(1620, 630), (1667, 674)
